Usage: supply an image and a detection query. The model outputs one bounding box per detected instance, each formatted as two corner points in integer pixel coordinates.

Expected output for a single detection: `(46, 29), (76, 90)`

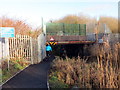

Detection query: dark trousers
(46, 51), (51, 56)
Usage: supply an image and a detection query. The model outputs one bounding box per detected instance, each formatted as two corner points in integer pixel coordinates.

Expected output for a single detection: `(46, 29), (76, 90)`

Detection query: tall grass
(95, 42), (120, 88)
(49, 42), (120, 88)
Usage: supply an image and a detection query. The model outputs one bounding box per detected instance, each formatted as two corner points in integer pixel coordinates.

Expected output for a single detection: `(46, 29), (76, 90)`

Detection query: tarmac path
(2, 55), (55, 89)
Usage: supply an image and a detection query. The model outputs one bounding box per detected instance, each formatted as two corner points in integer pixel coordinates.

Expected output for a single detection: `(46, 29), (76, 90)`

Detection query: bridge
(45, 23), (111, 45)
(44, 22), (112, 58)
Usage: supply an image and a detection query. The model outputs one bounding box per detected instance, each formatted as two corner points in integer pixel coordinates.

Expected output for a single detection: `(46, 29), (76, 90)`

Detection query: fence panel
(46, 23), (86, 36)
(86, 23), (111, 34)
(1, 33), (46, 64)
(9, 35), (32, 63)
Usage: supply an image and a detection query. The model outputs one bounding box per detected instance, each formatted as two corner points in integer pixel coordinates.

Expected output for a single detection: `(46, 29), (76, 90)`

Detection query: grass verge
(1, 58), (30, 83)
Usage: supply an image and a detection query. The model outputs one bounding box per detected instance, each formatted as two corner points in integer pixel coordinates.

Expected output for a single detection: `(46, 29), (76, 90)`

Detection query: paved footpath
(2, 56), (55, 89)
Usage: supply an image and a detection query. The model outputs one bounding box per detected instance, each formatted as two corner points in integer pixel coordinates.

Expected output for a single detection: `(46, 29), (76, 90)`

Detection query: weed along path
(2, 56), (55, 89)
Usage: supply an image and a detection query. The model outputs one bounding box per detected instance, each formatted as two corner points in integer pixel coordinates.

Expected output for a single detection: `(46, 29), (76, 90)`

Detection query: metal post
(79, 24), (80, 35)
(63, 23), (65, 35)
(41, 17), (43, 33)
(95, 22), (99, 43)
(84, 24), (86, 36)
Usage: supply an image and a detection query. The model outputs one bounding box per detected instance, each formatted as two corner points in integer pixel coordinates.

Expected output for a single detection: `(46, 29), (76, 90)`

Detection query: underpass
(1, 22), (112, 89)
(46, 22), (111, 59)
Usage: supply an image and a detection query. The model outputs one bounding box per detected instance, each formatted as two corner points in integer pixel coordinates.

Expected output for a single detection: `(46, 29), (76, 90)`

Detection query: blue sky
(0, 0), (119, 28)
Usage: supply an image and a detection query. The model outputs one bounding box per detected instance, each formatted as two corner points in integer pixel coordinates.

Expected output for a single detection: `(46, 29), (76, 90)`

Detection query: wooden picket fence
(0, 33), (46, 64)
(8, 34), (45, 64)
(9, 35), (32, 63)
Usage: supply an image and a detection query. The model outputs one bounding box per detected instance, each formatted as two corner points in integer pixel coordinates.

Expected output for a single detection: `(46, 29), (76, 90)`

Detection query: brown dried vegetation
(50, 42), (120, 88)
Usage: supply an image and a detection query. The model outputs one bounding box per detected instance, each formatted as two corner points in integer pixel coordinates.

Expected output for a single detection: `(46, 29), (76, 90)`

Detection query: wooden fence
(9, 35), (33, 63)
(0, 34), (46, 64)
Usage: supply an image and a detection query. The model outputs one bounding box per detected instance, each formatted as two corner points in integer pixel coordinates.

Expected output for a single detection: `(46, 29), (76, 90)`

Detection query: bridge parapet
(47, 35), (87, 42)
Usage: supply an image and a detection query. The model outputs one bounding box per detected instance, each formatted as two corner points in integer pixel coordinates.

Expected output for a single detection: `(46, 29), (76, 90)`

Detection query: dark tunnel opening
(52, 44), (91, 59)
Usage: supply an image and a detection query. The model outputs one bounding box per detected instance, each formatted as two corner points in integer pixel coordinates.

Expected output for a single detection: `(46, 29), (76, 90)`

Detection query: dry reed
(50, 42), (120, 88)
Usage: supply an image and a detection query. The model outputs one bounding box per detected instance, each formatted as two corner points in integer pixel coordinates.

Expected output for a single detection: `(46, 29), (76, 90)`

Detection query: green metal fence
(46, 23), (86, 36)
